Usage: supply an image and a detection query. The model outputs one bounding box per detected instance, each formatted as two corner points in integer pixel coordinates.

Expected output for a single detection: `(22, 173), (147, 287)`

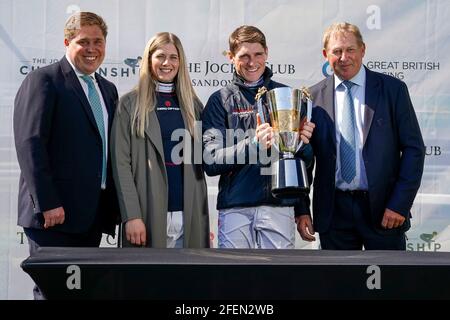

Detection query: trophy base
(271, 158), (309, 199)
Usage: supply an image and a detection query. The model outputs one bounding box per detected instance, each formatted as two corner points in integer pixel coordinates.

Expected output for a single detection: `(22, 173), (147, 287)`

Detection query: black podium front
(21, 247), (450, 299)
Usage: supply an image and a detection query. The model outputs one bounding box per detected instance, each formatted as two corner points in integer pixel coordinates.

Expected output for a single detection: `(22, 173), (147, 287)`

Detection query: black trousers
(24, 222), (103, 299)
(319, 189), (406, 250)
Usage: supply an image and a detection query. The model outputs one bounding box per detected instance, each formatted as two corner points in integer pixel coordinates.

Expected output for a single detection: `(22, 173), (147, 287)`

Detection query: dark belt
(336, 189), (369, 197)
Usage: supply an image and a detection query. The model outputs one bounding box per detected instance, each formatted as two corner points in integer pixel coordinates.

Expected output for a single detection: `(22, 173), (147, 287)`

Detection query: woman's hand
(125, 218), (147, 246)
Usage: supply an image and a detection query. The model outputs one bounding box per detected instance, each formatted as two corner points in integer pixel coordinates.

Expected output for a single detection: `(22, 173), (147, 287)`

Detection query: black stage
(21, 248), (450, 299)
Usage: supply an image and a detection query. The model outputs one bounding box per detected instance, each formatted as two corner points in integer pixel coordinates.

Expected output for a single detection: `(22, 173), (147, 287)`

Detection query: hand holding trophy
(256, 86), (313, 199)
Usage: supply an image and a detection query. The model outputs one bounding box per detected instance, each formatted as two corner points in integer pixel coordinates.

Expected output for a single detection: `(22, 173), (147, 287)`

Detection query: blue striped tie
(80, 75), (106, 186)
(340, 80), (356, 183)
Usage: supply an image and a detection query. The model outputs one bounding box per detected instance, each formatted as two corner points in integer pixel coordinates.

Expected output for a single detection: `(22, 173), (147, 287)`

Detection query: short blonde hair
(323, 22), (364, 50)
(64, 12), (108, 41)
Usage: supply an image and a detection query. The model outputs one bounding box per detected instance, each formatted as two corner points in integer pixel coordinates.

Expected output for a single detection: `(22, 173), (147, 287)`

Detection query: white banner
(1, 0), (449, 299)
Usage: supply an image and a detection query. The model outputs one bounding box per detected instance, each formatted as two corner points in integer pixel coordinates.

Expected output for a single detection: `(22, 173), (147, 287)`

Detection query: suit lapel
(363, 67), (378, 146)
(60, 56), (101, 138)
(144, 110), (165, 160)
(319, 76), (337, 146)
(183, 163), (194, 245)
(180, 108), (193, 241)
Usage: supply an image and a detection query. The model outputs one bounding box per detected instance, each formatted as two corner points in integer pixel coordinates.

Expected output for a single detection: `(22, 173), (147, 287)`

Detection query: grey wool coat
(110, 90), (210, 248)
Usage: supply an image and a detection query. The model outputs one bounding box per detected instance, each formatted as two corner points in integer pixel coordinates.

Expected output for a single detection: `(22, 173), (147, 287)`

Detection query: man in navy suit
(296, 22), (425, 250)
(14, 12), (119, 298)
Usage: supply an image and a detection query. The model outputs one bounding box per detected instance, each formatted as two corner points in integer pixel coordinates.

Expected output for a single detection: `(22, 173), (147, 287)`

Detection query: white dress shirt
(334, 66), (368, 191)
(65, 53), (109, 189)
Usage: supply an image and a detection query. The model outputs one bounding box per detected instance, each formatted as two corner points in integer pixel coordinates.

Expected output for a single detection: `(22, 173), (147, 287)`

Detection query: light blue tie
(80, 75), (107, 186)
(340, 80), (356, 184)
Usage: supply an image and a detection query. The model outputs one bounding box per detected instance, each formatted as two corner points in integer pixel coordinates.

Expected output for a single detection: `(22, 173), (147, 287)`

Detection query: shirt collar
(243, 76), (264, 88)
(65, 53), (95, 79)
(334, 65), (366, 90)
(156, 81), (175, 93)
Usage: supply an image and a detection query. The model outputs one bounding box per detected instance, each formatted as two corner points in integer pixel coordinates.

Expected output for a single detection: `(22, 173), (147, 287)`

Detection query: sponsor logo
(425, 145), (441, 156)
(407, 231), (442, 251)
(366, 60), (440, 80)
(321, 60), (440, 80)
(322, 61), (332, 77)
(123, 56), (142, 69)
(18, 56), (141, 78)
(189, 56), (296, 88)
(19, 53), (297, 89)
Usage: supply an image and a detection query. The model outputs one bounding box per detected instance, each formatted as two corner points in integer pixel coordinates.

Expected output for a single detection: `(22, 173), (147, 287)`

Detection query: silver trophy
(256, 86), (312, 199)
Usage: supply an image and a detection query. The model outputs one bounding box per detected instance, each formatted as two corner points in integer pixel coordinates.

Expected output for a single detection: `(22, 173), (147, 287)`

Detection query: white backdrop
(1, 0), (449, 299)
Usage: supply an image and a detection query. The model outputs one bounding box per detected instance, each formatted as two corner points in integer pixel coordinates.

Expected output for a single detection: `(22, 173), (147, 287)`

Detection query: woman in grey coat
(111, 32), (209, 248)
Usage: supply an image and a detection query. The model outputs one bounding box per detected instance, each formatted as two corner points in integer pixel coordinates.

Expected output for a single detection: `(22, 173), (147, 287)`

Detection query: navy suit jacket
(308, 67), (425, 234)
(14, 56), (120, 235)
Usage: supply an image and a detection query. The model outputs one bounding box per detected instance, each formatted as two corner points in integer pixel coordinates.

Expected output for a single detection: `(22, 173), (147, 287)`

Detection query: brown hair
(64, 12), (108, 41)
(228, 25), (267, 55)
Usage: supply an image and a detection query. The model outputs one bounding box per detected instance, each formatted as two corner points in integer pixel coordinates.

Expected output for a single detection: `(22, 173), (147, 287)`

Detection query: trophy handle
(256, 98), (267, 124)
(256, 97), (281, 153)
(295, 97), (313, 153)
(255, 86), (268, 124)
(255, 87), (280, 151)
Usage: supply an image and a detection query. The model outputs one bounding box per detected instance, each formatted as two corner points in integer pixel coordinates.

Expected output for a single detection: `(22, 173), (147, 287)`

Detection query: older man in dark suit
(296, 22), (425, 250)
(14, 12), (119, 298)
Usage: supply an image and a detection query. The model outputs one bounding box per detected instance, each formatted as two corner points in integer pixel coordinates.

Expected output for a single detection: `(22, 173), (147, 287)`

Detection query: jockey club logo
(18, 56), (142, 78)
(407, 230), (442, 251)
(123, 56), (142, 74)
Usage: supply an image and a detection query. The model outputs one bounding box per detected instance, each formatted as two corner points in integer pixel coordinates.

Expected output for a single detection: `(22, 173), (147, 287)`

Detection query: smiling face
(229, 42), (268, 83)
(150, 43), (180, 83)
(65, 24), (105, 75)
(323, 31), (365, 80)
